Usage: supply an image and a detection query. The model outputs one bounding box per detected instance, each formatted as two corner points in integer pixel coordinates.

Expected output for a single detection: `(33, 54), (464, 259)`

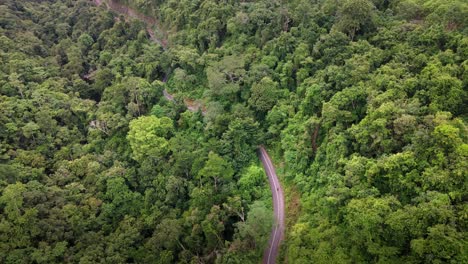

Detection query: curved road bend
(162, 88), (174, 101)
(91, 1), (285, 261)
(259, 146), (285, 264)
(164, 95), (284, 264)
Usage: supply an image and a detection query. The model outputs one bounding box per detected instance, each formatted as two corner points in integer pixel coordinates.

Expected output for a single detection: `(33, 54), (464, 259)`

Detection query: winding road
(259, 147), (285, 264)
(91, 1), (285, 262)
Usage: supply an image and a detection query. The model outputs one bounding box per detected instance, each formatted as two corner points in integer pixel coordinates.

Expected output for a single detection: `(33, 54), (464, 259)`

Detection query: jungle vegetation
(0, 0), (466, 263)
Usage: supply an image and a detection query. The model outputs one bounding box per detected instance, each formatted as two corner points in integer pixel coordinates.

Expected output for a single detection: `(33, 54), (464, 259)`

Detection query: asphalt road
(91, 1), (284, 261)
(259, 146), (285, 264)
(162, 88), (174, 101)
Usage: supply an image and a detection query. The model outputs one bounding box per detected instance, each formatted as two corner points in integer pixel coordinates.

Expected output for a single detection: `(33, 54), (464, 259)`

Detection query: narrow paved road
(91, 1), (285, 262)
(259, 146), (285, 264)
(162, 88), (174, 101)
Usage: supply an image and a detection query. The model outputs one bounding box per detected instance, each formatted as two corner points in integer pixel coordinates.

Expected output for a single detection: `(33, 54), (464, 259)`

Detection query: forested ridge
(0, 0), (467, 263)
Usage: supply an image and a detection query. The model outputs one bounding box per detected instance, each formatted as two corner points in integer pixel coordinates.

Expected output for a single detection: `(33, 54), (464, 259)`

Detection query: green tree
(248, 77), (282, 114)
(234, 201), (272, 253)
(198, 152), (234, 191)
(127, 115), (173, 163)
(334, 0), (376, 39)
(206, 55), (245, 104)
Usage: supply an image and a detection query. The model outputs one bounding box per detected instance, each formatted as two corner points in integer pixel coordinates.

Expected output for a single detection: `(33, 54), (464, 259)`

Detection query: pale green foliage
(206, 55), (245, 101)
(235, 201), (272, 251)
(238, 165), (268, 202)
(127, 115), (173, 162)
(198, 152), (234, 190)
(2, 0), (467, 262)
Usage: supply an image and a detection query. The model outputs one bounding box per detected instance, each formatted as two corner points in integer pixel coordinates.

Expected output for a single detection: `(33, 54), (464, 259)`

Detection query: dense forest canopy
(0, 0), (467, 263)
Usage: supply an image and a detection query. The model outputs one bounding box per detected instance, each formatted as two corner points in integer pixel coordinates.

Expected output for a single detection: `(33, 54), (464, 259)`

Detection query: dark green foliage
(0, 0), (271, 263)
(1, 0), (467, 263)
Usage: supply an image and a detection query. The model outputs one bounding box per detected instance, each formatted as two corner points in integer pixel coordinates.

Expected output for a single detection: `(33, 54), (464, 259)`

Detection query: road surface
(162, 88), (174, 101)
(259, 146), (285, 264)
(91, 1), (284, 261)
(91, 0), (202, 113)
